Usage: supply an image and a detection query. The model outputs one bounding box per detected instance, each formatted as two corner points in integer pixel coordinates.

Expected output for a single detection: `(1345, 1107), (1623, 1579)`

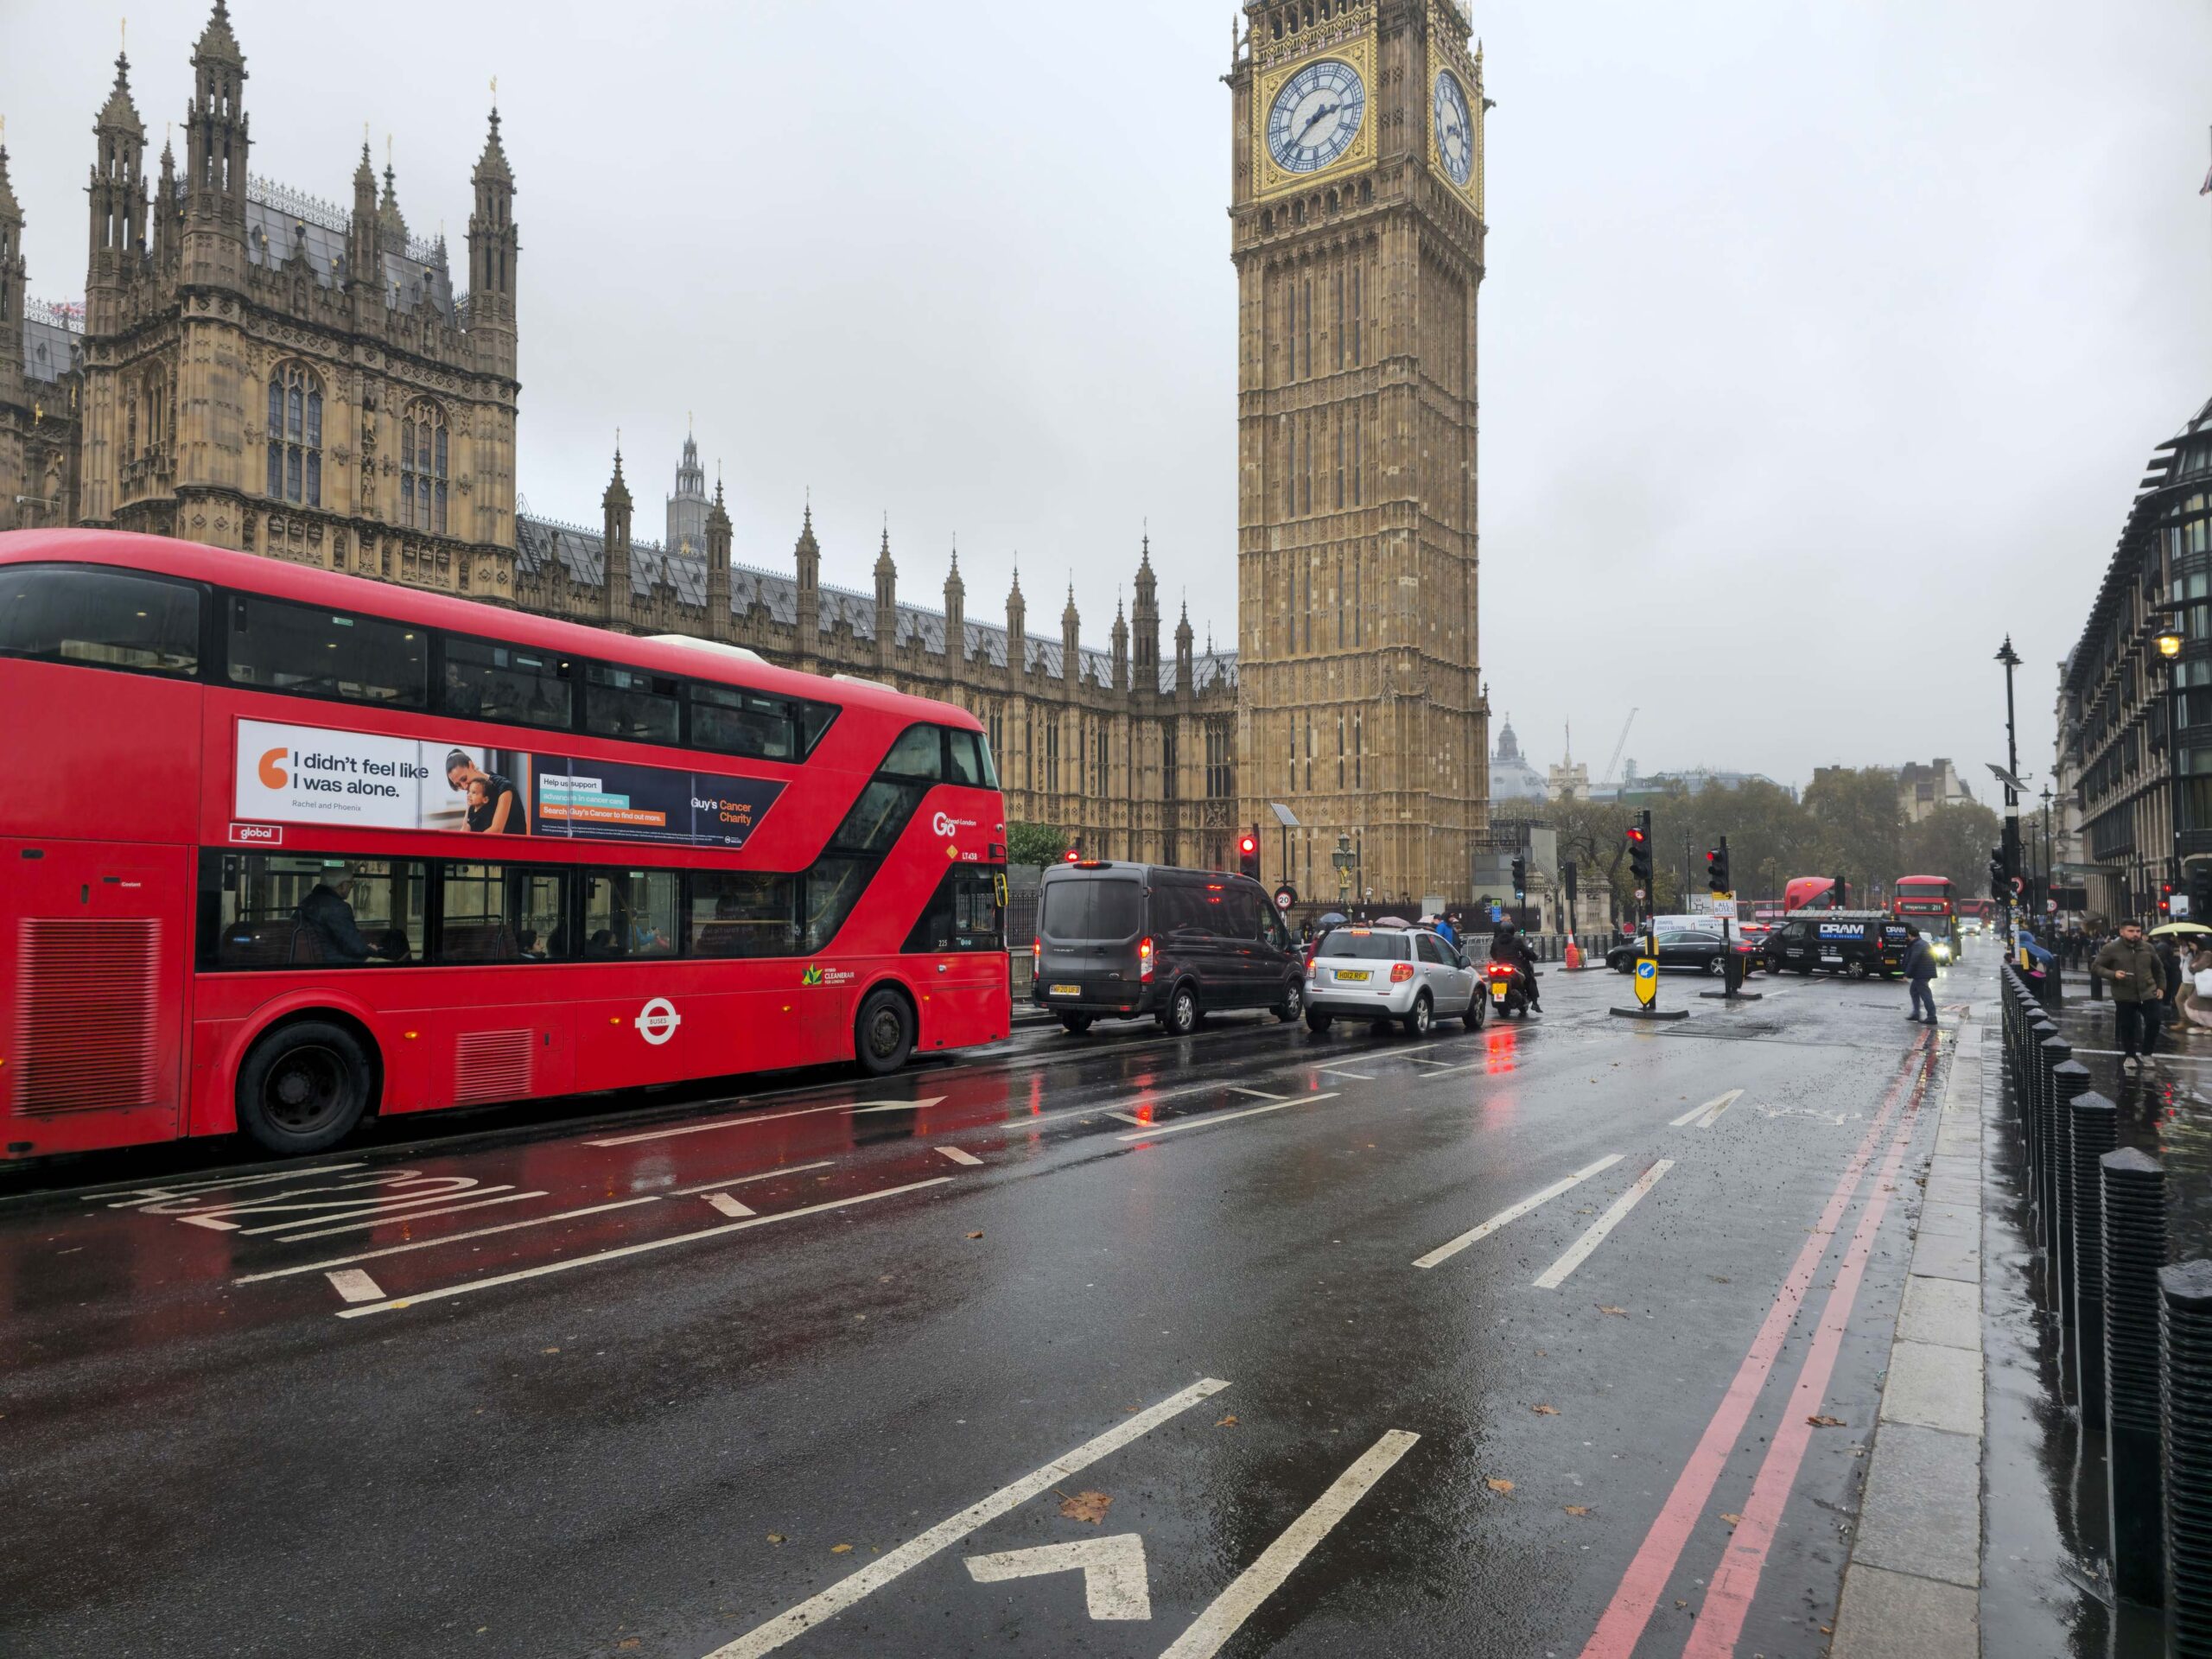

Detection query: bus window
(803, 856), (869, 952)
(583, 664), (680, 745)
(879, 725), (943, 780)
(227, 594), (428, 707)
(437, 863), (568, 963)
(582, 868), (680, 958)
(689, 682), (798, 761)
(902, 867), (1005, 953)
(204, 852), (426, 969)
(830, 779), (927, 855)
(947, 728), (985, 787)
(690, 871), (799, 958)
(0, 563), (201, 677)
(443, 637), (572, 730)
(799, 700), (839, 755)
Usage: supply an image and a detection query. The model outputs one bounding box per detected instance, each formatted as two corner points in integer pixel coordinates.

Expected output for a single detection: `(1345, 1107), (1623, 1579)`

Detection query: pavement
(0, 953), (1992, 1658)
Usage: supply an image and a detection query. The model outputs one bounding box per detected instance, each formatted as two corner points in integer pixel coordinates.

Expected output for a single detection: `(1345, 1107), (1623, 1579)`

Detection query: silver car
(1304, 925), (1484, 1036)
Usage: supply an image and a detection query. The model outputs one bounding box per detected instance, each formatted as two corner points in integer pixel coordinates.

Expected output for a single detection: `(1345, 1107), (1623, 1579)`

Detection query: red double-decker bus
(1892, 874), (1956, 954)
(0, 531), (1010, 1160)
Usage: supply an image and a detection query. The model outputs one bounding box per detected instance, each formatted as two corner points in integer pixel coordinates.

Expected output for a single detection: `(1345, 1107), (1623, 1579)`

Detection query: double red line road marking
(1580, 1032), (1940, 1659)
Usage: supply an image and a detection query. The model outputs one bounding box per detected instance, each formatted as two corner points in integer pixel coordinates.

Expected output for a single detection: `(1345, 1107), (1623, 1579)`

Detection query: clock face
(1433, 70), (1473, 188)
(1267, 59), (1366, 175)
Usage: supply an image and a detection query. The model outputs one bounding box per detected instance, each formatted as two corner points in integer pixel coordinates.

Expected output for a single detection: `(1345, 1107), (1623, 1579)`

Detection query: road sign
(2176, 894), (2194, 919)
(1274, 884), (1298, 912)
(1634, 958), (1658, 1008)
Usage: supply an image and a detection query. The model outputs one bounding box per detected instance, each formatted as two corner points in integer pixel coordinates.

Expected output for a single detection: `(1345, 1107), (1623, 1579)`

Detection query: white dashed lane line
(1114, 1093), (1341, 1143)
(232, 1197), (665, 1285)
(1533, 1159), (1675, 1289)
(323, 1268), (385, 1304)
(934, 1146), (984, 1166)
(1412, 1156), (1626, 1271)
(669, 1160), (836, 1196)
(1670, 1090), (1742, 1129)
(702, 1193), (756, 1217)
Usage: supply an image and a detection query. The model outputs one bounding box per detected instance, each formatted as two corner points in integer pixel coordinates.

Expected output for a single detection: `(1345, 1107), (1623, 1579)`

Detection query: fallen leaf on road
(1599, 1306), (1628, 1317)
(1719, 1513), (1742, 1528)
(1216, 1414), (1239, 1427)
(541, 1346), (560, 1355)
(830, 1543), (854, 1554)
(1533, 1404), (1560, 1415)
(1808, 1414), (1846, 1428)
(1059, 1491), (1114, 1524)
(766, 1534), (785, 1546)
(964, 1230), (984, 1240)
(617, 1642), (640, 1651)
(1485, 1478), (1516, 1495)
(1565, 1505), (1590, 1516)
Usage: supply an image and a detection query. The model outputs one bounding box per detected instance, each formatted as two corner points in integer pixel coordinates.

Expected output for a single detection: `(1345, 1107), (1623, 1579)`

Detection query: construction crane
(1599, 708), (1639, 791)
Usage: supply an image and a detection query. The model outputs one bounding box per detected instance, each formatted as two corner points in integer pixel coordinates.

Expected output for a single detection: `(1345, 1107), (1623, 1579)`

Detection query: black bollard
(2107, 1148), (2169, 1607)
(2070, 1092), (2118, 1423)
(2162, 1261), (2212, 1650)
(2048, 1057), (2089, 1324)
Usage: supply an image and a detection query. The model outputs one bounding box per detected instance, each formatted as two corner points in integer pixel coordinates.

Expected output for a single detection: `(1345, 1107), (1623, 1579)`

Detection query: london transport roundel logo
(636, 997), (682, 1046)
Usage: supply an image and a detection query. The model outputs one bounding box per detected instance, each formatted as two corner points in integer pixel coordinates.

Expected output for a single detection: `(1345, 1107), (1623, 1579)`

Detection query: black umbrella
(1317, 911), (1349, 927)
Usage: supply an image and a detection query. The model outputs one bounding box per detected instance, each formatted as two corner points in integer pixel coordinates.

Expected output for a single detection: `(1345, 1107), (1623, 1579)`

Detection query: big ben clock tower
(1230, 0), (1490, 907)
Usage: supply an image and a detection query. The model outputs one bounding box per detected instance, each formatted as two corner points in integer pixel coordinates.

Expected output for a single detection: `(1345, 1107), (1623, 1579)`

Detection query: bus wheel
(855, 989), (915, 1077)
(236, 1020), (374, 1154)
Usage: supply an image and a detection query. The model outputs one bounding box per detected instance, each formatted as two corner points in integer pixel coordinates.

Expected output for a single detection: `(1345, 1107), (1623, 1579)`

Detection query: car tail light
(1390, 963), (1415, 983)
(1139, 937), (1154, 982)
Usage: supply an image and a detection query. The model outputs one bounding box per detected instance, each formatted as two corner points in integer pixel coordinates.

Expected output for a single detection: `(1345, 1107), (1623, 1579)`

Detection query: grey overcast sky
(6, 0), (2211, 791)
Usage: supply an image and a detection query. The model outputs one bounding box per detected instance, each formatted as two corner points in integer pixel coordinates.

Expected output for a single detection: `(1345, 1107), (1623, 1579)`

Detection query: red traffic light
(1063, 849), (1081, 864)
(1238, 834), (1258, 856)
(1626, 828), (1646, 844)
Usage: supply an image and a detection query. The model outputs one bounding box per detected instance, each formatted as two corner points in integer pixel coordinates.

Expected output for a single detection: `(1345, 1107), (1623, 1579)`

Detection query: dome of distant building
(1491, 718), (1547, 802)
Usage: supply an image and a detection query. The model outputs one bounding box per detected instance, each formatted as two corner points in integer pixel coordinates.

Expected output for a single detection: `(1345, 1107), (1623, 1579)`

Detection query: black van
(1033, 861), (1304, 1035)
(1762, 911), (1906, 979)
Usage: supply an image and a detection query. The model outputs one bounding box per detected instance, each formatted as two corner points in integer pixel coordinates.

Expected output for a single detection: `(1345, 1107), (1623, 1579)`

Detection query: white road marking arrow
(963, 1533), (1152, 1621)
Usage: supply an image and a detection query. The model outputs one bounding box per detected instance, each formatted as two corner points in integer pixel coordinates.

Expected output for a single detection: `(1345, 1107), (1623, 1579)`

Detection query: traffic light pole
(1699, 835), (1762, 1002)
(1613, 808), (1685, 1020)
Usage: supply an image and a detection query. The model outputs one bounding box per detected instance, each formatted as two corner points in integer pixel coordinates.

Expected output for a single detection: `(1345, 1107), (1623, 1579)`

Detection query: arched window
(265, 363), (322, 508)
(400, 399), (448, 536)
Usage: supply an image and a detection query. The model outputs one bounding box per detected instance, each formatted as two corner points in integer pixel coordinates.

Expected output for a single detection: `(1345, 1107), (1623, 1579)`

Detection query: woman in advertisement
(446, 748), (530, 835)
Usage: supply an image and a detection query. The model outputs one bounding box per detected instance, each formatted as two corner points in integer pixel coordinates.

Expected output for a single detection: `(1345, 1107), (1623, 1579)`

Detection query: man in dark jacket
(2094, 922), (2167, 1069)
(1903, 925), (1939, 1024)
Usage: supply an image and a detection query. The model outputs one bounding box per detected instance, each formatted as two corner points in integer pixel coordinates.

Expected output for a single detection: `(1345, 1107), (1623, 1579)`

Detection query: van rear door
(1036, 872), (1145, 1007)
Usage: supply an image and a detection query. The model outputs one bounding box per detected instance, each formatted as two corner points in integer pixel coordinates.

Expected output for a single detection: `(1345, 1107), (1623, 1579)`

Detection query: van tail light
(1139, 937), (1154, 982)
(1390, 963), (1415, 983)
(1032, 938), (1040, 969)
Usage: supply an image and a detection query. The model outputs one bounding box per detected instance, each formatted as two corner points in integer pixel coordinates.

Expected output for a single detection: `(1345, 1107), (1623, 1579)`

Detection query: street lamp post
(2157, 621), (2186, 904)
(2038, 781), (2055, 922)
(1997, 637), (2023, 943)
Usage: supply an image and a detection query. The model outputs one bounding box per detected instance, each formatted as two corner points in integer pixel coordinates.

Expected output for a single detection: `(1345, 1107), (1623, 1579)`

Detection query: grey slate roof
(512, 510), (1237, 693)
(241, 181), (454, 319)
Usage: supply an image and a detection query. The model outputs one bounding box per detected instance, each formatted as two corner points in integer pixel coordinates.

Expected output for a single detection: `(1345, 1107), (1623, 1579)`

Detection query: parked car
(1033, 861), (1304, 1035)
(1305, 925), (1485, 1036)
(1605, 927), (1755, 975)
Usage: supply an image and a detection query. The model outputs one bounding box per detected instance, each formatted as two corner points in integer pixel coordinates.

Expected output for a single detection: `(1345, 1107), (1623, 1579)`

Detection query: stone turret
(88, 51), (147, 318)
(1061, 583), (1081, 689)
(601, 446), (632, 623)
(1110, 598), (1128, 692)
(704, 473), (731, 635)
(1174, 600), (1194, 700)
(1132, 534), (1160, 684)
(667, 425), (706, 553)
(377, 156), (407, 257)
(466, 103), (518, 376)
(943, 547), (965, 670)
(181, 2), (248, 259)
(874, 524), (897, 673)
(793, 502), (820, 664)
(347, 141), (377, 287)
(1007, 567), (1027, 679)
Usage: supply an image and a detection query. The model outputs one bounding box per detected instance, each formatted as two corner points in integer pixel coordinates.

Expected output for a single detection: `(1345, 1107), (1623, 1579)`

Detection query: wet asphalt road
(0, 951), (1986, 1659)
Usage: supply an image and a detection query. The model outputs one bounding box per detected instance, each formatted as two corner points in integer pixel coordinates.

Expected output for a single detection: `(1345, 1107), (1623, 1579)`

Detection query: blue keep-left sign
(1634, 957), (1659, 1007)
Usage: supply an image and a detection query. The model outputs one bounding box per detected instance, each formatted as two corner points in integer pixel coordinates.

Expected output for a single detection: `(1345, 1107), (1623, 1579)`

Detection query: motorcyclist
(1487, 923), (1543, 1013)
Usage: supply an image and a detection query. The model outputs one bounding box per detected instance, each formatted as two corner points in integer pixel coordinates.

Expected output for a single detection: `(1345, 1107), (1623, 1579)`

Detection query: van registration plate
(1049, 983), (1082, 997)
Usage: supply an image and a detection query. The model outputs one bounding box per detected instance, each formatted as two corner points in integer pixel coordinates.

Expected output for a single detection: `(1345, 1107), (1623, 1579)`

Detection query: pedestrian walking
(1902, 925), (1939, 1025)
(2093, 921), (2168, 1069)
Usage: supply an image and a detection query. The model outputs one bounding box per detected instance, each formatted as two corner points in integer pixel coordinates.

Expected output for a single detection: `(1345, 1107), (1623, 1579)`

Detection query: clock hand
(1298, 101), (1340, 140)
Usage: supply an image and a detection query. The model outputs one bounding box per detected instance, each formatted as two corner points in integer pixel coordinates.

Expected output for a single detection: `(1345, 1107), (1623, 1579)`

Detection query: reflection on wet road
(0, 954), (1983, 1658)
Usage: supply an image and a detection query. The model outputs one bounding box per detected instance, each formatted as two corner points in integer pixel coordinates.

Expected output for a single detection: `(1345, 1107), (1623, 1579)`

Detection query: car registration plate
(1049, 983), (1082, 997)
(1335, 969), (1370, 982)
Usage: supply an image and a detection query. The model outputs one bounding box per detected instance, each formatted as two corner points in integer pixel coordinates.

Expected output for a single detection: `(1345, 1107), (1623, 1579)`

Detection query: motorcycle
(1485, 960), (1533, 1019)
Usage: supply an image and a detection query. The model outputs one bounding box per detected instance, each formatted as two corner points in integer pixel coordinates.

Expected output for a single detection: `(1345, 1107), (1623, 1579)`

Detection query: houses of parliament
(0, 0), (1489, 902)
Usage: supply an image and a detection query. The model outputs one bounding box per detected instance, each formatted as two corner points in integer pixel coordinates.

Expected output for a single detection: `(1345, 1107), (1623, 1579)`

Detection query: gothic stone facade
(1, 3), (1240, 867)
(0, 2), (521, 601)
(1230, 0), (1492, 906)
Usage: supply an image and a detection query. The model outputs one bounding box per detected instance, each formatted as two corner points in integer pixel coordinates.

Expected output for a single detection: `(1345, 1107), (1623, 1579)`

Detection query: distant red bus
(1893, 874), (1956, 941)
(0, 531), (1010, 1160)
(1784, 876), (1847, 912)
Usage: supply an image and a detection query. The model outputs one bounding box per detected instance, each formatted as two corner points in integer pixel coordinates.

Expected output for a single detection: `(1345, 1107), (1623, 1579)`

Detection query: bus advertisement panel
(233, 717), (785, 848)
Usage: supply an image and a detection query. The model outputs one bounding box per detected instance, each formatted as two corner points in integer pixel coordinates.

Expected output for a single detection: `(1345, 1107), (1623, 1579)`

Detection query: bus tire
(855, 988), (915, 1077)
(235, 1020), (376, 1155)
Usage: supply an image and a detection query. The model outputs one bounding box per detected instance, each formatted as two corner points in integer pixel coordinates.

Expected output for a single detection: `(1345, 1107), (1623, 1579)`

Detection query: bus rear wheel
(855, 988), (915, 1077)
(236, 1020), (374, 1155)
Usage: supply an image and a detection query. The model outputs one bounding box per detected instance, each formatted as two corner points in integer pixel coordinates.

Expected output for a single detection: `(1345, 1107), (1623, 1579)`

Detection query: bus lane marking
(87, 1164), (369, 1208)
(1156, 1429), (1421, 1659)
(588, 1098), (948, 1147)
(703, 1193), (756, 1218)
(703, 1376), (1231, 1658)
(233, 1197), (664, 1285)
(1226, 1087), (1287, 1101)
(238, 1182), (514, 1236)
(274, 1190), (547, 1243)
(934, 1146), (984, 1166)
(1532, 1160), (1675, 1290)
(963, 1534), (1152, 1621)
(334, 1177), (957, 1318)
(1317, 1068), (1376, 1081)
(1670, 1090), (1742, 1129)
(324, 1268), (385, 1303)
(1413, 1156), (1626, 1270)
(1115, 1093), (1341, 1143)
(671, 1161), (836, 1196)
